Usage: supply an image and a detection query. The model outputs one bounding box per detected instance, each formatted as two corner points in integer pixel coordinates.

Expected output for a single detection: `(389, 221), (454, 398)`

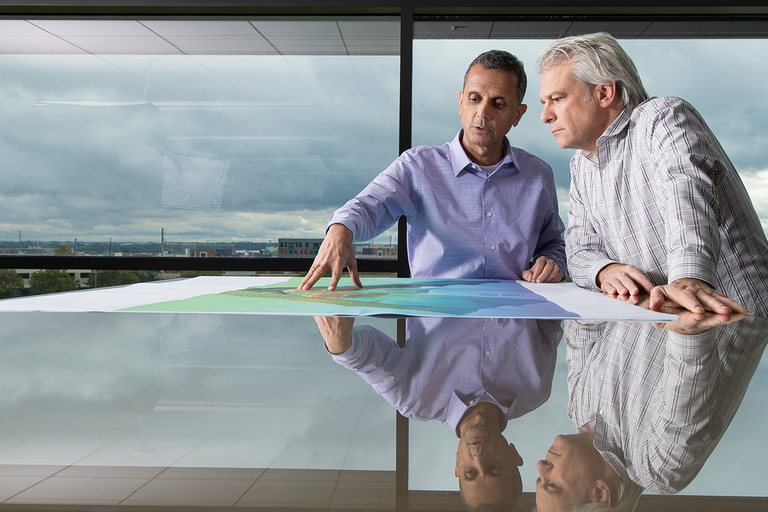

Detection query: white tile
(142, 21), (259, 36)
(30, 20), (153, 36)
(0, 36), (85, 54)
(59, 36), (183, 55)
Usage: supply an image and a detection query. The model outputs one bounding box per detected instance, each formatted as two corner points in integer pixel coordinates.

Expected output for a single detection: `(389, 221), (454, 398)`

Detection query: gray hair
(536, 32), (648, 110)
(569, 479), (644, 512)
(529, 477), (643, 512)
(464, 50), (527, 104)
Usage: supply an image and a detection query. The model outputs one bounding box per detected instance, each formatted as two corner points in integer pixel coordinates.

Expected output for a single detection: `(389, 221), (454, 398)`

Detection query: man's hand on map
(649, 278), (750, 316)
(597, 263), (655, 297)
(299, 224), (363, 291)
(314, 316), (355, 355)
(521, 256), (562, 283)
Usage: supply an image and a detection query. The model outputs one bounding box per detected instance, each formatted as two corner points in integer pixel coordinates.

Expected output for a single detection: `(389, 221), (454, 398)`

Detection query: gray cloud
(1, 40), (766, 242)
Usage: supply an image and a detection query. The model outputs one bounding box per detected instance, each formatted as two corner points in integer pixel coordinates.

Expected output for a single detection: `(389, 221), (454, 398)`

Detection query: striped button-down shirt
(567, 97), (768, 316)
(566, 316), (768, 494)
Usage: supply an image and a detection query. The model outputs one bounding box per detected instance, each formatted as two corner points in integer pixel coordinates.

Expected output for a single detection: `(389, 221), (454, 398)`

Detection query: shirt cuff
(326, 217), (357, 239)
(667, 253), (718, 287)
(667, 330), (715, 359)
(589, 258), (619, 290)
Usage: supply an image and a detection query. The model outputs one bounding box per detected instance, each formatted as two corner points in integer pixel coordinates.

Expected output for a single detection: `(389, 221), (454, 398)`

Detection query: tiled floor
(0, 466), (399, 509)
(1, 469), (766, 512)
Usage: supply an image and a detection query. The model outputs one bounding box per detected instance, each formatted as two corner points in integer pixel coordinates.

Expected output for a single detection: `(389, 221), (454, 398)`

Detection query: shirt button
(487, 212), (493, 217)
(490, 245), (496, 251)
(485, 350), (491, 356)
(470, 399), (476, 405)
(599, 410), (605, 416)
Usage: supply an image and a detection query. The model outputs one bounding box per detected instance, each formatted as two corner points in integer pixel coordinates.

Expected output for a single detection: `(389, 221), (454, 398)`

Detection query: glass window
(0, 18), (400, 257)
(411, 34), (768, 495)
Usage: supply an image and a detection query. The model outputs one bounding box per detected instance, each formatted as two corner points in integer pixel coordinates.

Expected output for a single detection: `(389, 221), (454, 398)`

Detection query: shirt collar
(449, 130), (519, 177)
(446, 391), (510, 438)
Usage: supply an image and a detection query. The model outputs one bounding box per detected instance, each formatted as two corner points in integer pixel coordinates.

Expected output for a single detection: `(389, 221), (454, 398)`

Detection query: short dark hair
(463, 50), (527, 104)
(458, 465), (521, 512)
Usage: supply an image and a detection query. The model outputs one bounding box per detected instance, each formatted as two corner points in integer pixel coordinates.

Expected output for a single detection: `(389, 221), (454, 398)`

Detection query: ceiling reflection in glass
(0, 18), (400, 244)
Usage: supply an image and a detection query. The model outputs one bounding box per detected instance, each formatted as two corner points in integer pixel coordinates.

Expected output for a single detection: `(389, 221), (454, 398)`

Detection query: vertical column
(397, 0), (413, 280)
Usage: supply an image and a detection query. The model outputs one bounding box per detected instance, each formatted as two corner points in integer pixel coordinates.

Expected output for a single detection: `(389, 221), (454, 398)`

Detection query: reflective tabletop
(0, 311), (766, 509)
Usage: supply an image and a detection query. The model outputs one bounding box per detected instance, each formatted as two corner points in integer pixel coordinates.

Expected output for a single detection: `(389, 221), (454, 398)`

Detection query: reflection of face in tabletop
(534, 314), (768, 511)
(317, 315), (563, 510)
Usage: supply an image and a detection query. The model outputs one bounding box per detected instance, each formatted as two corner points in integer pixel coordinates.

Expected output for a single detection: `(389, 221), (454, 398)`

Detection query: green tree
(29, 269), (79, 295)
(179, 270), (222, 278)
(0, 269), (24, 299)
(86, 269), (141, 288)
(134, 270), (160, 282)
(53, 244), (75, 255)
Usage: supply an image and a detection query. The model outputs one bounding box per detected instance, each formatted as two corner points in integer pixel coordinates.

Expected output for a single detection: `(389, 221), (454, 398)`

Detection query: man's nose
(536, 459), (550, 474)
(469, 443), (486, 456)
(540, 105), (553, 124)
(476, 100), (490, 119)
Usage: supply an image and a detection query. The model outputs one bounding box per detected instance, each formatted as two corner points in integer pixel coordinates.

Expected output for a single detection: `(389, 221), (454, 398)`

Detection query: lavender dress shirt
(329, 130), (565, 279)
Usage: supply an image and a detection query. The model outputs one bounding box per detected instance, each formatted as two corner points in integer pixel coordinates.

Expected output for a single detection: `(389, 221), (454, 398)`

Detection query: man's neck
(457, 402), (504, 436)
(459, 134), (505, 167)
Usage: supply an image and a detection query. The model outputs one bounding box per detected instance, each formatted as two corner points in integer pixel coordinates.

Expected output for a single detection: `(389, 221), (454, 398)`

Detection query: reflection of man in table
(301, 49), (565, 291)
(537, 32), (768, 316)
(534, 312), (766, 511)
(315, 315), (562, 511)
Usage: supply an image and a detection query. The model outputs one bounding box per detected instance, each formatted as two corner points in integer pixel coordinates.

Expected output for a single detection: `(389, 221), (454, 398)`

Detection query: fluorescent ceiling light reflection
(30, 101), (313, 109)
(167, 135), (337, 141)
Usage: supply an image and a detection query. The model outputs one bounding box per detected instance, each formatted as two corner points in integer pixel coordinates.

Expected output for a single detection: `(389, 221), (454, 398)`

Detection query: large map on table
(124, 277), (577, 318)
(0, 276), (678, 321)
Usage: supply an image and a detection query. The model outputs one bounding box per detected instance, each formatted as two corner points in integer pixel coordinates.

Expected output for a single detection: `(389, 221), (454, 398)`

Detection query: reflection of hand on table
(612, 293), (746, 335)
(300, 224), (363, 291)
(651, 308), (747, 336)
(314, 316), (355, 355)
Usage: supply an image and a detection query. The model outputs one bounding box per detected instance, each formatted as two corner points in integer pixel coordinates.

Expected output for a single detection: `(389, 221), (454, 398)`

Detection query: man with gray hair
(300, 50), (566, 291)
(537, 32), (768, 317)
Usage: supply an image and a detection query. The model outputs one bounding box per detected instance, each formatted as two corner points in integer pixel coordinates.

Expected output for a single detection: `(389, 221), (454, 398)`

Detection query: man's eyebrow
(540, 91), (565, 103)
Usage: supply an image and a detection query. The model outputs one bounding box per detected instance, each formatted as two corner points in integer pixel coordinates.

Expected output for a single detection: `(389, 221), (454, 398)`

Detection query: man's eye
(495, 102), (506, 108)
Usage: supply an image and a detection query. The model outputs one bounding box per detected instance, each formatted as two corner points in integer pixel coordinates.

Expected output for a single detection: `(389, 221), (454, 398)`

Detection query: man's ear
(592, 479), (613, 506)
(595, 82), (619, 108)
(459, 90), (465, 116)
(455, 452), (459, 478)
(508, 443), (524, 466)
(511, 103), (528, 127)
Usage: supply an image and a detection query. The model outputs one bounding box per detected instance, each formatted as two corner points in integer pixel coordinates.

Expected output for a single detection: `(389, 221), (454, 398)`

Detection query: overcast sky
(1, 38), (766, 243)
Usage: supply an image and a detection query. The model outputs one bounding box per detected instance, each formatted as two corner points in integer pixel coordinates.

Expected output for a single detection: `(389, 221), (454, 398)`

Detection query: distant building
(190, 248), (215, 258)
(14, 269), (91, 289)
(277, 238), (322, 258)
(356, 243), (397, 259)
